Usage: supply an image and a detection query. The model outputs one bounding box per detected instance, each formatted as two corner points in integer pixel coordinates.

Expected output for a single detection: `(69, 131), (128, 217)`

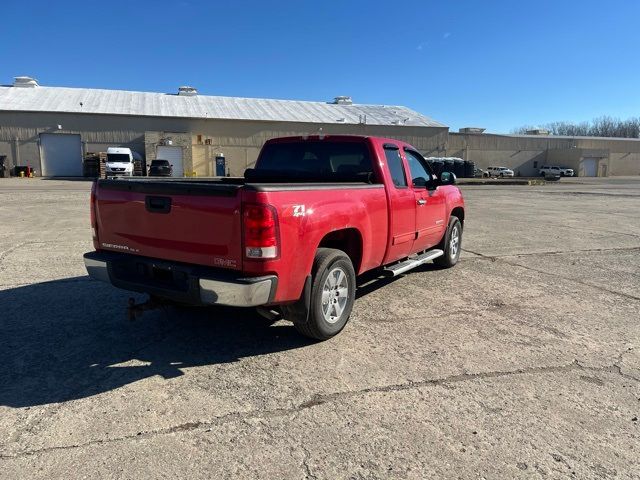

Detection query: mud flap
(282, 275), (312, 324)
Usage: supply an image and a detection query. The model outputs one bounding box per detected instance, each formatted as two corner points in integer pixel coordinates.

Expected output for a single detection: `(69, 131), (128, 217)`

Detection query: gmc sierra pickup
(84, 135), (465, 340)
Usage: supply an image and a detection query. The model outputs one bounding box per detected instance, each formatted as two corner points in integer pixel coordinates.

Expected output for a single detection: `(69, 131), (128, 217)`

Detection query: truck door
(382, 144), (416, 264)
(403, 149), (447, 252)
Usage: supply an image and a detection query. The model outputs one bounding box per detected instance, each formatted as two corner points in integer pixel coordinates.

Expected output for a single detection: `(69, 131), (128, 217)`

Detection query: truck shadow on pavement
(0, 277), (312, 408)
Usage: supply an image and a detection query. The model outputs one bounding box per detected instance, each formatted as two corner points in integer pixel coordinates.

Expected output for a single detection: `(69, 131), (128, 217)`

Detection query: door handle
(417, 199), (426, 206)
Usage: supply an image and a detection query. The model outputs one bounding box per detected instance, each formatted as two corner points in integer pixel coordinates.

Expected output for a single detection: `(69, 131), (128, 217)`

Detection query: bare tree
(511, 116), (640, 138)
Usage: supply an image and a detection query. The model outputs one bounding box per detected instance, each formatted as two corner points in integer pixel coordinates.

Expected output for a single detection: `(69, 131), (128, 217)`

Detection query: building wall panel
(2, 109), (639, 177)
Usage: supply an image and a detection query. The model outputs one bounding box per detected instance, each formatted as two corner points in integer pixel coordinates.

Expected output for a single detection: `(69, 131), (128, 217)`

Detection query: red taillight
(90, 181), (99, 249)
(243, 204), (279, 259)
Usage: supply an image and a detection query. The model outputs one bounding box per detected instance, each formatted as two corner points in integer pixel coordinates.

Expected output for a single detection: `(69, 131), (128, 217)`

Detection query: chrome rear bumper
(83, 251), (276, 307)
(199, 278), (274, 306)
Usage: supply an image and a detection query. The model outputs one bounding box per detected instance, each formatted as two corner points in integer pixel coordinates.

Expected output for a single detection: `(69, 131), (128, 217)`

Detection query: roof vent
(14, 76), (39, 88)
(525, 128), (550, 135)
(459, 127), (486, 134)
(178, 86), (198, 96)
(332, 96), (353, 105)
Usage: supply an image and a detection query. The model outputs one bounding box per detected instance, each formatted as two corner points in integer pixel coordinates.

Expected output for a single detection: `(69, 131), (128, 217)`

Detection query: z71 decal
(293, 205), (306, 217)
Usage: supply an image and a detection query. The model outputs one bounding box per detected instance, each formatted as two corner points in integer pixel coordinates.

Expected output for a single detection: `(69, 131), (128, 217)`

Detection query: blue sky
(2, 0), (639, 132)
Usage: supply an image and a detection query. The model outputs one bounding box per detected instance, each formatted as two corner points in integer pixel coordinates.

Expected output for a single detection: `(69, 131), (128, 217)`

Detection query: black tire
(434, 217), (462, 268)
(500, 173), (504, 178)
(293, 248), (356, 341)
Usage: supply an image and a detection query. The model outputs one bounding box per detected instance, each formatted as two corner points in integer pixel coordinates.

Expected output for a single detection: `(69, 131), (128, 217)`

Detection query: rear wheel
(434, 216), (462, 268)
(292, 248), (356, 341)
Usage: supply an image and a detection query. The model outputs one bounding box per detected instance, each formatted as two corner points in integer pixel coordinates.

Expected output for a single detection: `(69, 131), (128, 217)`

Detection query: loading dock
(40, 133), (82, 177)
(580, 157), (598, 177)
(156, 146), (184, 177)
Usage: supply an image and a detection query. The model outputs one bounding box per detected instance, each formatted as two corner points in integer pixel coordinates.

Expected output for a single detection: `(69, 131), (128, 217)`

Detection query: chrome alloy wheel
(450, 225), (460, 259)
(321, 267), (349, 324)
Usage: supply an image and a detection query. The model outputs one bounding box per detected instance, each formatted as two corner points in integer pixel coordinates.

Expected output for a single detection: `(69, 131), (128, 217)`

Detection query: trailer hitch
(127, 296), (167, 321)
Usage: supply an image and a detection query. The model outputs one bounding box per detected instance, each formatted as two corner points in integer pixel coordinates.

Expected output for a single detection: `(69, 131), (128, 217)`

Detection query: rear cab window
(254, 141), (376, 182)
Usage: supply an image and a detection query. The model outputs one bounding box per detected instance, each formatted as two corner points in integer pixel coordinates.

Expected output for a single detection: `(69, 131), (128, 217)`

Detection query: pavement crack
(2, 360), (637, 460)
(475, 215), (640, 239)
(300, 444), (318, 480)
(501, 260), (640, 302)
(611, 347), (639, 382)
(0, 242), (45, 271)
(610, 363), (640, 383)
(462, 246), (640, 259)
(462, 248), (640, 302)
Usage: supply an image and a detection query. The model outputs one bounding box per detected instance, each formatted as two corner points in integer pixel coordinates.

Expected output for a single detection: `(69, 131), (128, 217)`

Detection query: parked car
(487, 166), (515, 178)
(539, 165), (574, 177)
(474, 167), (488, 178)
(148, 159), (173, 177)
(84, 135), (465, 340)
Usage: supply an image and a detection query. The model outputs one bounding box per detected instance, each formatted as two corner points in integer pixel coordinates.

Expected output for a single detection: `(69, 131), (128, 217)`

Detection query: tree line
(512, 116), (640, 138)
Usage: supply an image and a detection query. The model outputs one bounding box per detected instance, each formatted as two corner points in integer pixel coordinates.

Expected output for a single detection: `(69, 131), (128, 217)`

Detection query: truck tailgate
(94, 180), (243, 270)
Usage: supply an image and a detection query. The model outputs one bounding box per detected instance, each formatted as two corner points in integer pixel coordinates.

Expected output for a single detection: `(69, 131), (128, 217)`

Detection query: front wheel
(292, 248), (356, 340)
(434, 217), (462, 268)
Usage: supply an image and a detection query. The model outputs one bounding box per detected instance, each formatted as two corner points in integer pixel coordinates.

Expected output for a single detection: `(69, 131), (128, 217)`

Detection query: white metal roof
(0, 85), (445, 127)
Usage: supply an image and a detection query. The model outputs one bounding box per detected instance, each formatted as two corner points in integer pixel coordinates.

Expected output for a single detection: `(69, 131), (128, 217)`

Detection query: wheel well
(451, 207), (465, 226)
(317, 228), (363, 273)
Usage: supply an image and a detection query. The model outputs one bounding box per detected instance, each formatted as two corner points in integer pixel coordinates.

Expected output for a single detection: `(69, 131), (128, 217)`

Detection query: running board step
(383, 249), (444, 277)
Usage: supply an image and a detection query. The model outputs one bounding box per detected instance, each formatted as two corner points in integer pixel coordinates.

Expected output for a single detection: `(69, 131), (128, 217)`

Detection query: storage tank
(430, 160), (444, 177)
(452, 158), (465, 178)
(443, 159), (455, 175)
(464, 160), (475, 178)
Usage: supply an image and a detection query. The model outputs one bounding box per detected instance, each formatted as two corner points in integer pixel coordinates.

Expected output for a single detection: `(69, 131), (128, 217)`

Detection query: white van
(105, 147), (141, 176)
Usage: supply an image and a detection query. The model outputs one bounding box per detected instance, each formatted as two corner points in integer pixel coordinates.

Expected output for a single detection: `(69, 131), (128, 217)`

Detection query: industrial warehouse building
(447, 128), (640, 177)
(0, 77), (447, 178)
(0, 76), (639, 177)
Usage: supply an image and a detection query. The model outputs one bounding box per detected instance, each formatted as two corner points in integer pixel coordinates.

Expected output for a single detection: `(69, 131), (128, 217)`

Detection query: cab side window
(404, 150), (432, 188)
(384, 146), (408, 188)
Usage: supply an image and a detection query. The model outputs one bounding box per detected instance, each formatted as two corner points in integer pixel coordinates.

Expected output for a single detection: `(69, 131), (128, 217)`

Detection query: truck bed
(94, 177), (382, 275)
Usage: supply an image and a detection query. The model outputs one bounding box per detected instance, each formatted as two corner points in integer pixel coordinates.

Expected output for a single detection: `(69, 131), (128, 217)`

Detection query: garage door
(580, 158), (597, 177)
(40, 134), (82, 177)
(156, 146), (184, 177)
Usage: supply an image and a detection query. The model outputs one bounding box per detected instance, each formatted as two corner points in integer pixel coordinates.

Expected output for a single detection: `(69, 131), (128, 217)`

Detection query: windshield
(107, 154), (131, 163)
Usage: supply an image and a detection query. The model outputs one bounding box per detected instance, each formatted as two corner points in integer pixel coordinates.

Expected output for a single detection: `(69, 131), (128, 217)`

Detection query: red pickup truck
(84, 135), (465, 340)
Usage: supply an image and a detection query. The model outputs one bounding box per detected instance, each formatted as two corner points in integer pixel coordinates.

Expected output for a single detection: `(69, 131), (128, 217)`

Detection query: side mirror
(440, 171), (457, 185)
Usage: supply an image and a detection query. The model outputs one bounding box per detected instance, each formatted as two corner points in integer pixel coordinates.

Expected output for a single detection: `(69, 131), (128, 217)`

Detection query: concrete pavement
(0, 177), (638, 479)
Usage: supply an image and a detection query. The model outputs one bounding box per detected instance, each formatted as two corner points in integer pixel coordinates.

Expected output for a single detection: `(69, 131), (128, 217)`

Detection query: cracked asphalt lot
(0, 177), (638, 479)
